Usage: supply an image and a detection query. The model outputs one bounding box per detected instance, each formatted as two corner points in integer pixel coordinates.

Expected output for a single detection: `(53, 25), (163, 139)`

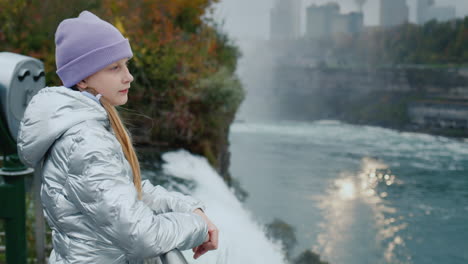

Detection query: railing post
(160, 249), (189, 264)
(34, 164), (46, 264)
(0, 154), (33, 264)
(3, 176), (26, 264)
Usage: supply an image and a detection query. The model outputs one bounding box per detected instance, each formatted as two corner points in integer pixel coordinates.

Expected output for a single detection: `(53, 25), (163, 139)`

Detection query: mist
(212, 0), (468, 122)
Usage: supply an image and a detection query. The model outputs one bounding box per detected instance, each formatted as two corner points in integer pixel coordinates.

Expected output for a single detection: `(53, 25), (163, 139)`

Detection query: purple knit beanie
(55, 11), (133, 87)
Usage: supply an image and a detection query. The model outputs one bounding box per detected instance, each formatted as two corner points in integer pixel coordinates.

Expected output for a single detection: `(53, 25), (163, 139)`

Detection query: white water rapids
(161, 150), (287, 264)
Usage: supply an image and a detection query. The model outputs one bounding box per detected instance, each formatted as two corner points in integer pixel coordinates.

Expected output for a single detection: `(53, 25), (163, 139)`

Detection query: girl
(17, 10), (218, 263)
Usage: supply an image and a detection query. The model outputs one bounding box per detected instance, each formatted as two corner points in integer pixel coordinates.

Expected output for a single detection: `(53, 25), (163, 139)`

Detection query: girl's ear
(76, 80), (87, 91)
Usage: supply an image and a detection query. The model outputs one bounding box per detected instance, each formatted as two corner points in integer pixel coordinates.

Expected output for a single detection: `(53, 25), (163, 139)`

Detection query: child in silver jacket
(17, 10), (218, 263)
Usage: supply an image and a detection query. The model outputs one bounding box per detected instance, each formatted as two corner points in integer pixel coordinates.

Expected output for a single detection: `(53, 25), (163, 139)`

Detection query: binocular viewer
(0, 52), (45, 163)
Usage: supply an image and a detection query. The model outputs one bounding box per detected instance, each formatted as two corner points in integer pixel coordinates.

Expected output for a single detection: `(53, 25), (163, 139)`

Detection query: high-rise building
(306, 3), (339, 39)
(380, 0), (409, 27)
(305, 3), (363, 39)
(417, 0), (455, 24)
(354, 0), (367, 13)
(270, 0), (301, 40)
(348, 12), (364, 34)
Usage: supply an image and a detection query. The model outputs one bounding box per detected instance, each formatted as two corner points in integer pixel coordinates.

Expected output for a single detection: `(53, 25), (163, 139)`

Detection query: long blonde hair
(83, 87), (142, 200)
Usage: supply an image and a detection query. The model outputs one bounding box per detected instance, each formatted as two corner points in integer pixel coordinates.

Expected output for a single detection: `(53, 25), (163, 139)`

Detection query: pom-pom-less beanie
(55, 11), (133, 87)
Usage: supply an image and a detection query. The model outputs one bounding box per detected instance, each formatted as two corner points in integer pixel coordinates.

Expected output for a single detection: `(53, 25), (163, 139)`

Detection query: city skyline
(214, 0), (468, 41)
(305, 3), (364, 39)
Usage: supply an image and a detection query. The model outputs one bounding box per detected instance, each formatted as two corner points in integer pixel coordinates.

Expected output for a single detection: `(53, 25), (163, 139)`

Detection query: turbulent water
(157, 150), (287, 264)
(229, 120), (468, 264)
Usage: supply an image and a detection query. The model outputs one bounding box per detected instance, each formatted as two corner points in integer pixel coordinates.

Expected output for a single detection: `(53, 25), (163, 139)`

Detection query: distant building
(417, 0), (456, 24)
(380, 0), (409, 27)
(306, 3), (339, 39)
(305, 3), (363, 39)
(348, 12), (364, 33)
(270, 0), (301, 40)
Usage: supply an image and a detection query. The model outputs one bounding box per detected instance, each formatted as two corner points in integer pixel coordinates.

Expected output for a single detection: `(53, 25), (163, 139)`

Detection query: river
(229, 120), (468, 264)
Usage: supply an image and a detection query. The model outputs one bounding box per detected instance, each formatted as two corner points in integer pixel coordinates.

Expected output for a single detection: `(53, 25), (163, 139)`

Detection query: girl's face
(77, 58), (134, 106)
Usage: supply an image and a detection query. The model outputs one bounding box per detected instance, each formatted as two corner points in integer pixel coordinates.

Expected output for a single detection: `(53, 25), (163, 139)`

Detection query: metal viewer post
(0, 52), (45, 264)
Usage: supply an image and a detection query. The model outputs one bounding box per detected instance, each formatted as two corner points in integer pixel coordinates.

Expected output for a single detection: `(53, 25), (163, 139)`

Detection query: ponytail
(83, 87), (143, 200)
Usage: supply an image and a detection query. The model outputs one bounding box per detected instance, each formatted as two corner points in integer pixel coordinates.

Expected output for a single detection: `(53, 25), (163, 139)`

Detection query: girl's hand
(192, 209), (218, 259)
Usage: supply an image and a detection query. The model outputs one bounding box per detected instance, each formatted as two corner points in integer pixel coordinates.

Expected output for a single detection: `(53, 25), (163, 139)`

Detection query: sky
(213, 0), (468, 41)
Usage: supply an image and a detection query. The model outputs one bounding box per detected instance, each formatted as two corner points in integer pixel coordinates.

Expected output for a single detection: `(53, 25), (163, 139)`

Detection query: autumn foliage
(0, 0), (244, 174)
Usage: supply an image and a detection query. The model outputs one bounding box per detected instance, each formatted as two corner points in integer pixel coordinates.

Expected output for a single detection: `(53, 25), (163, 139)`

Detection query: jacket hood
(17, 86), (108, 168)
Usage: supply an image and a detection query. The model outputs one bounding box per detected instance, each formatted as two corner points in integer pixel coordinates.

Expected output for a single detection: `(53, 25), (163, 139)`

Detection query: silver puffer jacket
(17, 86), (208, 263)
